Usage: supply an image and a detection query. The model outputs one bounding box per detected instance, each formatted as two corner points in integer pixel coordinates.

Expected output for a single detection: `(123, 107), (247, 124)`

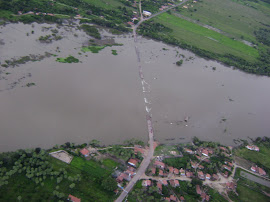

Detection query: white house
(143, 10), (152, 17)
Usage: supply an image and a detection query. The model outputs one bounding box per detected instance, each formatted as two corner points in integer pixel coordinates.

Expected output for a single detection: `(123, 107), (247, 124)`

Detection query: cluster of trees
(141, 0), (171, 13)
(128, 181), (162, 201)
(138, 21), (270, 76)
(254, 28), (270, 46)
(80, 24), (101, 39)
(105, 145), (141, 162)
(0, 149), (80, 200)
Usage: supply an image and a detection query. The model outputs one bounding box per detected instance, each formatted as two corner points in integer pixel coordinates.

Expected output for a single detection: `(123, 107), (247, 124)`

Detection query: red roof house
(196, 185), (202, 195)
(154, 161), (165, 169)
(68, 194), (81, 202)
(80, 148), (90, 157)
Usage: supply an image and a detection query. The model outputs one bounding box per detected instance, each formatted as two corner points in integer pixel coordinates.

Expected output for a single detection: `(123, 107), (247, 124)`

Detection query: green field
(229, 184), (270, 201)
(0, 154), (117, 201)
(154, 12), (259, 62)
(177, 0), (270, 43)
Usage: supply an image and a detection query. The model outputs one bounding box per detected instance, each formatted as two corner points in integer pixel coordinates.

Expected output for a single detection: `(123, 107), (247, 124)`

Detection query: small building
(186, 171), (193, 178)
(157, 182), (163, 192)
(80, 148), (90, 157)
(220, 146), (228, 152)
(196, 185), (202, 195)
(170, 179), (180, 187)
(251, 166), (266, 175)
(128, 159), (138, 167)
(226, 181), (237, 190)
(170, 195), (177, 201)
(162, 180), (168, 186)
(127, 22), (134, 26)
(191, 161), (197, 168)
(222, 171), (229, 178)
(198, 171), (205, 180)
(206, 174), (211, 180)
(168, 166), (174, 173)
(198, 165), (204, 170)
(142, 180), (151, 187)
(201, 192), (210, 201)
(212, 174), (219, 181)
(202, 149), (209, 157)
(159, 169), (164, 176)
(180, 196), (185, 202)
(143, 10), (152, 17)
(18, 11), (22, 15)
(246, 145), (259, 151)
(155, 161), (165, 169)
(180, 168), (186, 176)
(184, 148), (194, 154)
(222, 165), (232, 172)
(174, 168), (179, 175)
(152, 167), (156, 175)
(68, 194), (81, 202)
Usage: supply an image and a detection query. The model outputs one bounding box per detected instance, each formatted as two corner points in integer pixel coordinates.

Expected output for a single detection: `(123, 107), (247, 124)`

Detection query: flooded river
(0, 23), (270, 152)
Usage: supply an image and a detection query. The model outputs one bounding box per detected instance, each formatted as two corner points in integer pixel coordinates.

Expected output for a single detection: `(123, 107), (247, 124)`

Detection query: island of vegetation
(56, 55), (79, 63)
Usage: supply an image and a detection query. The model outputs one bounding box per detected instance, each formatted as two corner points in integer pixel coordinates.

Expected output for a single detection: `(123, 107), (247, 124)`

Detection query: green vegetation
(234, 168), (270, 194)
(80, 24), (101, 39)
(111, 50), (118, 55)
(0, 148), (117, 201)
(56, 55), (79, 63)
(229, 184), (269, 202)
(82, 43), (123, 53)
(38, 34), (63, 43)
(139, 12), (270, 76)
(177, 0), (270, 44)
(102, 145), (135, 162)
(155, 13), (259, 61)
(127, 180), (162, 201)
(154, 144), (179, 156)
(26, 82), (35, 87)
(81, 45), (107, 53)
(176, 59), (183, 66)
(235, 138), (270, 173)
(2, 53), (52, 68)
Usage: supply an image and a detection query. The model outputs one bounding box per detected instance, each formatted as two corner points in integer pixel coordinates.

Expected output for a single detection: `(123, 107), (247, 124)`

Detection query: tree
(89, 139), (100, 147)
(101, 176), (117, 191)
(69, 183), (75, 189)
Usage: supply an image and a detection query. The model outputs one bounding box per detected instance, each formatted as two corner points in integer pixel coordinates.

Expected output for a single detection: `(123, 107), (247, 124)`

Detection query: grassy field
(231, 184), (270, 201)
(177, 0), (270, 43)
(235, 143), (270, 171)
(82, 0), (134, 10)
(0, 155), (117, 201)
(154, 144), (180, 156)
(154, 13), (259, 62)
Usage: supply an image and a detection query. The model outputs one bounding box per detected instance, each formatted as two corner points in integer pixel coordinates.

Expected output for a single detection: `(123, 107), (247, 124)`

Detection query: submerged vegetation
(111, 50), (118, 55)
(1, 53), (52, 68)
(80, 24), (101, 39)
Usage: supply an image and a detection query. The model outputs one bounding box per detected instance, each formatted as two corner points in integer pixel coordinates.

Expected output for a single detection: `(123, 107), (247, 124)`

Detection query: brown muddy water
(0, 22), (270, 152)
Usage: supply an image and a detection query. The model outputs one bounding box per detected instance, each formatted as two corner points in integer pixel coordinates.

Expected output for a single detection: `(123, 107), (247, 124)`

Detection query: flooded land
(1, 22), (270, 152)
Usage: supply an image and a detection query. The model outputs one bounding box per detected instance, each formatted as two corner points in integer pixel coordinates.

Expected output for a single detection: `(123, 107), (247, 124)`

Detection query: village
(46, 137), (269, 202)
